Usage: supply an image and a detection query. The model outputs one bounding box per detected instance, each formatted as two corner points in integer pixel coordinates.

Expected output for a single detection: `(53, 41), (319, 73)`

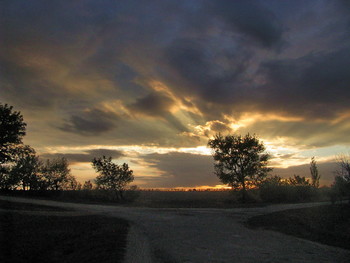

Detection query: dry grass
(129, 190), (264, 208)
(0, 201), (129, 263)
(247, 204), (350, 250)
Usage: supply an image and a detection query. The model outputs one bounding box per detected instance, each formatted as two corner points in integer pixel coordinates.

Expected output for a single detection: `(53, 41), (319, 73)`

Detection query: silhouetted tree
(41, 157), (72, 190)
(259, 175), (286, 187)
(287, 175), (310, 186)
(0, 103), (28, 190)
(310, 157), (320, 188)
(92, 156), (134, 200)
(208, 133), (272, 202)
(83, 180), (93, 190)
(336, 155), (350, 181)
(332, 155), (350, 202)
(0, 166), (17, 190)
(65, 175), (80, 190)
(0, 103), (26, 164)
(9, 146), (42, 190)
(258, 175), (289, 202)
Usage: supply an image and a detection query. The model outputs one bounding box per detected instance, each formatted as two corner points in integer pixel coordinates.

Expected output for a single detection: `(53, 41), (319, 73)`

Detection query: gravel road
(0, 196), (349, 263)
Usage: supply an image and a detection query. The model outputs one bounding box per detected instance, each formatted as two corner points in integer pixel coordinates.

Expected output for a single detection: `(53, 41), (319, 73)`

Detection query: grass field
(129, 190), (268, 208)
(1, 190), (256, 208)
(1, 187), (335, 208)
(0, 200), (71, 211)
(247, 204), (350, 250)
(132, 190), (235, 208)
(0, 201), (129, 263)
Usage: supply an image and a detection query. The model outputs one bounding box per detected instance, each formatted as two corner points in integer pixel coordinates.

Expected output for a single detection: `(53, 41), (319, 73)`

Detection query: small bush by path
(246, 204), (350, 250)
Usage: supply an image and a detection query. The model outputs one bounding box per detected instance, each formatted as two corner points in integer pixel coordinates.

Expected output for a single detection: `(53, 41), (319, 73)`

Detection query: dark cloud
(273, 153), (299, 160)
(40, 149), (124, 163)
(209, 121), (232, 133)
(127, 92), (188, 132)
(61, 109), (118, 136)
(0, 56), (65, 109)
(258, 48), (350, 119)
(163, 38), (251, 105)
(208, 0), (285, 48)
(162, 113), (189, 132)
(0, 0), (153, 109)
(141, 152), (217, 188)
(1, 0), (350, 155)
(128, 92), (175, 117)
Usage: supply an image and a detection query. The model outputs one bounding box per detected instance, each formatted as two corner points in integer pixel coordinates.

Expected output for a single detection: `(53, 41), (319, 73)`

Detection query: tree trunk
(114, 190), (123, 201)
(241, 181), (247, 203)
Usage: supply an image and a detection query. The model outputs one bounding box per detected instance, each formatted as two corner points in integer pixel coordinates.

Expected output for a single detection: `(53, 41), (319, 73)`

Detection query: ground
(0, 200), (129, 263)
(0, 196), (349, 263)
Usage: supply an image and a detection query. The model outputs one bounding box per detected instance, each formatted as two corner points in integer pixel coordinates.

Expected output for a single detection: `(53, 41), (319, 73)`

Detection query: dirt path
(0, 196), (349, 263)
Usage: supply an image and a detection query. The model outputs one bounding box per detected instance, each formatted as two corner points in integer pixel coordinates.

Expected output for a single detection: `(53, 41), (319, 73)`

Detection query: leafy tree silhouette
(310, 157), (320, 188)
(83, 180), (93, 190)
(41, 157), (72, 191)
(92, 156), (134, 200)
(208, 133), (272, 203)
(288, 175), (310, 186)
(0, 103), (28, 190)
(9, 146), (42, 190)
(332, 155), (350, 202)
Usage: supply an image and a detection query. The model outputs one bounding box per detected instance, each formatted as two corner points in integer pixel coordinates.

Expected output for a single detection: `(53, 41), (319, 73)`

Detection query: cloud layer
(1, 0), (350, 186)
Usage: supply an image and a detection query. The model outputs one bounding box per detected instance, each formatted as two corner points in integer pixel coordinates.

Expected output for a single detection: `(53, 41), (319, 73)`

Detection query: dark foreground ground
(247, 203), (350, 250)
(0, 200), (129, 263)
(0, 196), (349, 263)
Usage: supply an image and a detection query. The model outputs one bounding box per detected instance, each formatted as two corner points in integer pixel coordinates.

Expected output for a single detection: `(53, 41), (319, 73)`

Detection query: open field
(0, 201), (129, 263)
(2, 188), (335, 208)
(129, 190), (251, 208)
(0, 190), (259, 208)
(247, 203), (350, 250)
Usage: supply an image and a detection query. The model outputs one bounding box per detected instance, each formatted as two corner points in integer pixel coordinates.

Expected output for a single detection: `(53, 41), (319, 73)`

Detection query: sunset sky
(1, 0), (350, 188)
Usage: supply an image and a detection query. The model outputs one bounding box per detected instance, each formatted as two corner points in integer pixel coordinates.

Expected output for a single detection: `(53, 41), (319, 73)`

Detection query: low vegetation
(0, 199), (70, 211)
(0, 201), (129, 263)
(0, 184), (337, 208)
(247, 204), (350, 250)
(0, 188), (141, 205)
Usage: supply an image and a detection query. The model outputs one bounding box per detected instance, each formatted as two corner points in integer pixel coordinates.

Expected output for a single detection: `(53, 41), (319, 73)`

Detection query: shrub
(259, 176), (316, 203)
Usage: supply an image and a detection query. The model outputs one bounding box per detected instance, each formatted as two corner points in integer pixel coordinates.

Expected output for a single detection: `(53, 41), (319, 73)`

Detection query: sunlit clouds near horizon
(1, 0), (350, 188)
